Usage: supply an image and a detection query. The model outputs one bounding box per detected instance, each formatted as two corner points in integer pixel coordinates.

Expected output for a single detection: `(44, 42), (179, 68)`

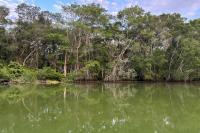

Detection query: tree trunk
(64, 51), (67, 77)
(167, 51), (175, 81)
(76, 47), (79, 70)
(104, 44), (130, 81)
(76, 32), (81, 71)
(23, 49), (36, 66)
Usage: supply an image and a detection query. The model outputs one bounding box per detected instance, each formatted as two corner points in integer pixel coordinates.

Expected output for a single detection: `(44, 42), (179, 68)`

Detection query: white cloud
(0, 0), (29, 20)
(72, 0), (110, 9)
(53, 1), (64, 12)
(111, 2), (117, 6)
(56, 0), (200, 19)
(125, 0), (139, 8)
(3, 0), (197, 20)
(111, 11), (117, 16)
(137, 0), (200, 18)
(106, 0), (200, 19)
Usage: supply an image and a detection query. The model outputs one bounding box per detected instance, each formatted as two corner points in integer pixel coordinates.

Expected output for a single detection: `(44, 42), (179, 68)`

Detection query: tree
(63, 3), (109, 79)
(0, 6), (9, 24)
(0, 3), (200, 82)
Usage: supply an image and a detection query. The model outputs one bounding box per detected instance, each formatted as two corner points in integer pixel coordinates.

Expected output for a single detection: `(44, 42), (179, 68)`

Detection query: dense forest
(0, 3), (200, 83)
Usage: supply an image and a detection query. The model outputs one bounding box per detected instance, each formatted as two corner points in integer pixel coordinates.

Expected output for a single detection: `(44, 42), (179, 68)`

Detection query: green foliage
(151, 49), (168, 80)
(45, 33), (69, 45)
(8, 62), (24, 78)
(131, 56), (151, 80)
(85, 60), (101, 74)
(131, 49), (168, 81)
(0, 67), (10, 80)
(18, 68), (37, 83)
(0, 62), (23, 81)
(0, 3), (200, 82)
(0, 62), (37, 82)
(65, 71), (84, 81)
(37, 67), (63, 81)
(0, 6), (9, 24)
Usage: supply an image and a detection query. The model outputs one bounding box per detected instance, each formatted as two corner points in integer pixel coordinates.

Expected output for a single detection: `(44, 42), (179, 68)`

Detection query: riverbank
(0, 80), (62, 85)
(1, 79), (200, 86)
(0, 62), (200, 85)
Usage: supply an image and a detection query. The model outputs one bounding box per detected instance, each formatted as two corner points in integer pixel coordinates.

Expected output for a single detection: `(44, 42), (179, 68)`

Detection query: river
(0, 83), (200, 133)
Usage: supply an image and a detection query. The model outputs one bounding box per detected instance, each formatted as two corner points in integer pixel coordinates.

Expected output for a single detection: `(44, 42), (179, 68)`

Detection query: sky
(0, 0), (200, 20)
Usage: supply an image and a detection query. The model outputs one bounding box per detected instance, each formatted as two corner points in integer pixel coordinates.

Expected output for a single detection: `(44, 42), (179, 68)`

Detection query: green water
(0, 83), (200, 133)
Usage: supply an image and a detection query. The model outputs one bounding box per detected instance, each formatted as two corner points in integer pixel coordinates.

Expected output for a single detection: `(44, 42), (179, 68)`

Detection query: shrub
(8, 62), (24, 78)
(0, 63), (4, 69)
(0, 67), (10, 80)
(37, 67), (63, 81)
(65, 71), (84, 81)
(84, 60), (101, 77)
(18, 68), (37, 83)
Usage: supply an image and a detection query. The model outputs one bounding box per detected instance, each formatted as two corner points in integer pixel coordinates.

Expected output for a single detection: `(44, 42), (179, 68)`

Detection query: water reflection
(0, 83), (200, 133)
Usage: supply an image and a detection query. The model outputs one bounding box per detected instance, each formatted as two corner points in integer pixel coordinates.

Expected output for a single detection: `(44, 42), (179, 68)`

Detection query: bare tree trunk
(36, 46), (39, 69)
(76, 47), (80, 70)
(104, 44), (130, 81)
(64, 51), (67, 77)
(101, 67), (104, 80)
(23, 49), (36, 66)
(167, 51), (175, 81)
(76, 32), (81, 71)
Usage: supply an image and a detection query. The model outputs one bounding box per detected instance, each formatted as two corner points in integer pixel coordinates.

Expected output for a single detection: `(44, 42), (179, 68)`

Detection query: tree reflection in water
(0, 83), (200, 132)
